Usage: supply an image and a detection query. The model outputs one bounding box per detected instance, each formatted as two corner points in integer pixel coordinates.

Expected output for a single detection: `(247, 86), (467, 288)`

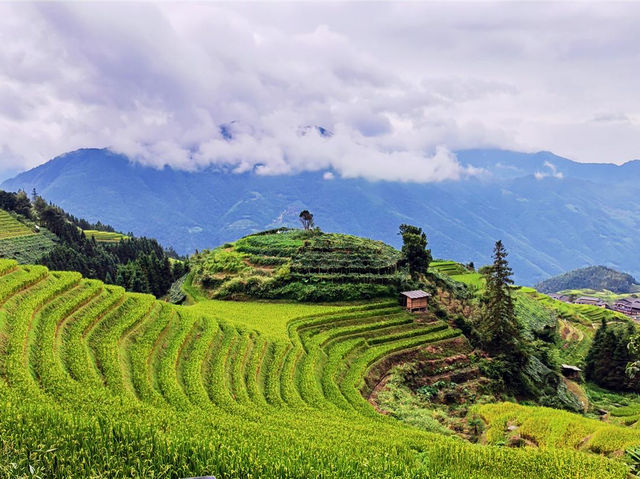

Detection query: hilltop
(5, 147), (640, 284)
(535, 266), (640, 294)
(189, 228), (406, 301)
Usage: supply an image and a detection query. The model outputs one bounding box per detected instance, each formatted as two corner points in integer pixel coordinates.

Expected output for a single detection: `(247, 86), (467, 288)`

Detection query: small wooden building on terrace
(561, 364), (582, 380)
(399, 290), (430, 312)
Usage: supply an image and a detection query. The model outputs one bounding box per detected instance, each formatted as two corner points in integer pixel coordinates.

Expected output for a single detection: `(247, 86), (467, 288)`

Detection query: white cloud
(535, 162), (564, 180)
(0, 2), (639, 181)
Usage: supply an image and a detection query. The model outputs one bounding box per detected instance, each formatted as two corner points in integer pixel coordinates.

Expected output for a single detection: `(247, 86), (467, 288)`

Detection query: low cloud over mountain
(1, 3), (640, 180)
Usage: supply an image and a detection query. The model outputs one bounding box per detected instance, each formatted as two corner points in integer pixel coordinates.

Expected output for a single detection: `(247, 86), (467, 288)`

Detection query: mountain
(534, 266), (640, 294)
(3, 147), (640, 285)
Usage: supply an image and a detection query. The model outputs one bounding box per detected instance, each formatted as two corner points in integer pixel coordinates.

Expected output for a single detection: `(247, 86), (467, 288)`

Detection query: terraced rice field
(0, 209), (33, 239)
(430, 260), (469, 276)
(476, 402), (640, 455)
(0, 209), (57, 263)
(0, 258), (630, 478)
(82, 229), (129, 243)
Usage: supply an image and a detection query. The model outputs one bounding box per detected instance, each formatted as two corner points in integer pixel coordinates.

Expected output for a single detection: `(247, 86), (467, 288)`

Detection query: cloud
(535, 161), (563, 180)
(0, 2), (639, 180)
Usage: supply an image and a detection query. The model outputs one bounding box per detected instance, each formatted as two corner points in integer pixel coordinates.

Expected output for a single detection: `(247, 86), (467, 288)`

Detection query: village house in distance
(549, 293), (640, 319)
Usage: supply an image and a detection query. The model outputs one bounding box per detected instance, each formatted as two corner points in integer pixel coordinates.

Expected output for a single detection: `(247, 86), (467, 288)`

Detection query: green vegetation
(190, 229), (405, 301)
(399, 224), (432, 280)
(476, 401), (640, 456)
(430, 260), (469, 276)
(0, 258), (632, 478)
(451, 272), (486, 292)
(521, 287), (628, 323)
(0, 208), (57, 263)
(0, 208), (34, 239)
(186, 298), (359, 340)
(0, 189), (185, 297)
(585, 320), (638, 391)
(82, 229), (129, 243)
(535, 266), (640, 294)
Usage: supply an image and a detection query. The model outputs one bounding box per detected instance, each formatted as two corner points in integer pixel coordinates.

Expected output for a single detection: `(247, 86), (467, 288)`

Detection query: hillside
(0, 191), (185, 298)
(82, 229), (129, 243)
(5, 148), (640, 285)
(189, 228), (405, 301)
(430, 262), (630, 368)
(0, 257), (633, 478)
(535, 266), (640, 294)
(0, 208), (57, 263)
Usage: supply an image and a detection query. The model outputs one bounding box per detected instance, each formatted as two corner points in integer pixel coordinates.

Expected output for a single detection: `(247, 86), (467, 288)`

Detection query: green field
(476, 401), (640, 455)
(0, 209), (57, 263)
(0, 209), (34, 239)
(0, 257), (631, 478)
(450, 271), (487, 292)
(430, 260), (469, 276)
(82, 229), (129, 243)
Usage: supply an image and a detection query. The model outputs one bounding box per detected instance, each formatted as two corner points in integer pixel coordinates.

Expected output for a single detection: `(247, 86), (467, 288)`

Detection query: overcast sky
(1, 2), (639, 182)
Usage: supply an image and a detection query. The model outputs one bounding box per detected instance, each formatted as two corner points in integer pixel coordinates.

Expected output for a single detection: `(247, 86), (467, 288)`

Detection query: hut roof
(400, 290), (430, 299)
(561, 364), (582, 372)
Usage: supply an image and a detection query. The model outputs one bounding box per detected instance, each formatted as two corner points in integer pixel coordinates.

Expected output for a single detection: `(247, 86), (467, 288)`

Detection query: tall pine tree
(479, 240), (522, 358)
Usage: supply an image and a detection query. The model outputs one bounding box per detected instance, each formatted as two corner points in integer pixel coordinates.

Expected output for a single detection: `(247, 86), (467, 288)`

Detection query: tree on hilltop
(299, 210), (315, 230)
(399, 224), (432, 280)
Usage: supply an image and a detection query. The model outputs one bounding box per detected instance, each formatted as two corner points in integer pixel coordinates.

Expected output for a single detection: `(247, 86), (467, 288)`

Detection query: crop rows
(0, 209), (33, 239)
(0, 258), (632, 478)
(82, 229), (128, 243)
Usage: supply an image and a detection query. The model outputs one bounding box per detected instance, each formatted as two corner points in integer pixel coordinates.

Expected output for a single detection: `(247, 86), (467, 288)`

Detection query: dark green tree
(584, 318), (606, 379)
(299, 210), (314, 230)
(398, 224), (432, 280)
(479, 240), (522, 357)
(588, 320), (639, 391)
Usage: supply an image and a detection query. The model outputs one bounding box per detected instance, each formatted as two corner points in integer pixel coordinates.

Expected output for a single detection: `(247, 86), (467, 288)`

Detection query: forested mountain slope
(4, 148), (640, 285)
(535, 266), (640, 294)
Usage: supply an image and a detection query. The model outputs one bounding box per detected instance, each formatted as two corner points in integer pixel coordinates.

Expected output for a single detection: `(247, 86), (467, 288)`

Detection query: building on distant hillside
(399, 290), (430, 312)
(613, 297), (640, 317)
(549, 293), (571, 302)
(574, 296), (605, 307)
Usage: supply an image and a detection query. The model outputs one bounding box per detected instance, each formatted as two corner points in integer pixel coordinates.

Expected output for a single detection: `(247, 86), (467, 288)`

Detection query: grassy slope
(0, 208), (56, 263)
(434, 263), (629, 365)
(0, 257), (630, 478)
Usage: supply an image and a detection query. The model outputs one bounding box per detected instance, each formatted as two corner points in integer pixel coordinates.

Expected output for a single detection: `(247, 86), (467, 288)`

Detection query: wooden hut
(561, 364), (582, 380)
(399, 290), (430, 312)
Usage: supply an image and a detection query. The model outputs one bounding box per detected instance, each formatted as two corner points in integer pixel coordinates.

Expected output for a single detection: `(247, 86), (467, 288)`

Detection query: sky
(1, 1), (639, 183)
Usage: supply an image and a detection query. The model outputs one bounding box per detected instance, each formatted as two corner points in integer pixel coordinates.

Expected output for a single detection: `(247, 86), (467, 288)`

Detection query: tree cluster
(1, 190), (187, 297)
(585, 320), (638, 391)
(398, 224), (432, 280)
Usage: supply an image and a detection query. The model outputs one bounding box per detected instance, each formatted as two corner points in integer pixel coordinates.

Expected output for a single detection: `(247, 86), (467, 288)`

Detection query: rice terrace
(3, 1), (640, 478)
(0, 255), (633, 478)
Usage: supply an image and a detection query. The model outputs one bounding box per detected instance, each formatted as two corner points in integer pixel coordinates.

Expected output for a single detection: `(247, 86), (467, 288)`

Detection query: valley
(2, 202), (640, 477)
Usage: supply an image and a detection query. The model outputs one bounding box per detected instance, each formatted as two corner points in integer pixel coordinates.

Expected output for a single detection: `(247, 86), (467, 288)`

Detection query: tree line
(0, 189), (187, 297)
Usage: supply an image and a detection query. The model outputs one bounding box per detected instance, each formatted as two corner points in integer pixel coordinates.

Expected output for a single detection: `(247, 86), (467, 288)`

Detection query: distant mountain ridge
(535, 266), (640, 294)
(3, 147), (640, 285)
